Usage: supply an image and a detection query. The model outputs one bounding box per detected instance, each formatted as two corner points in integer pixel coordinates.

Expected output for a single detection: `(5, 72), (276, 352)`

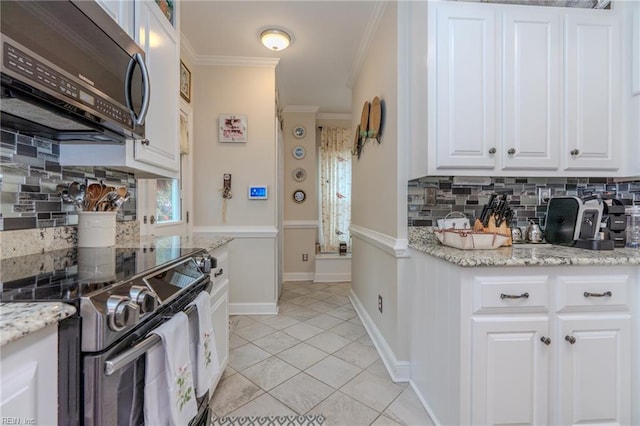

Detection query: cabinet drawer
(556, 275), (630, 312)
(473, 276), (550, 314)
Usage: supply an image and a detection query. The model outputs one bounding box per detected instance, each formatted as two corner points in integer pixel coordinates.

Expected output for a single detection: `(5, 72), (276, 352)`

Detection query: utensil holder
(77, 211), (116, 247)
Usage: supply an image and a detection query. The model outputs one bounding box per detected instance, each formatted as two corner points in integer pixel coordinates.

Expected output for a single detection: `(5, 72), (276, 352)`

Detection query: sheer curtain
(319, 127), (352, 252)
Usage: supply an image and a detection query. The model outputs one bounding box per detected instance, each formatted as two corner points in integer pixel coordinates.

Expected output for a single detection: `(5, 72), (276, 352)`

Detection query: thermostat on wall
(248, 185), (268, 200)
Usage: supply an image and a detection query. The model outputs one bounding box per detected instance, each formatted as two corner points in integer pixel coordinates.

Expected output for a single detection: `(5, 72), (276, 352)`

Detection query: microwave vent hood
(1, 89), (124, 142)
(0, 0), (149, 144)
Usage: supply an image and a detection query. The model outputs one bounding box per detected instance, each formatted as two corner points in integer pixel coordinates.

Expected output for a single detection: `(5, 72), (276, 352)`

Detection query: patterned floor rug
(211, 415), (326, 426)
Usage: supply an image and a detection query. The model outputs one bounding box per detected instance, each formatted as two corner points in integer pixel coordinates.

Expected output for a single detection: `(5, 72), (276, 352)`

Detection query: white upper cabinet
(430, 4), (498, 170)
(502, 10), (562, 171)
(94, 0), (134, 38)
(134, 0), (180, 173)
(564, 13), (621, 172)
(422, 1), (626, 177)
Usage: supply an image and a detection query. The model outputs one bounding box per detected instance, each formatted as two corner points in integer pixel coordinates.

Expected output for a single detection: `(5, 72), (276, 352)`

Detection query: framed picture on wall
(180, 61), (191, 102)
(219, 114), (248, 142)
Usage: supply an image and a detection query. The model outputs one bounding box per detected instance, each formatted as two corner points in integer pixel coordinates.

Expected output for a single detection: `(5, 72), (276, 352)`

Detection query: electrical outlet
(538, 187), (554, 205)
(425, 187), (437, 206)
(302, 253), (308, 262)
(378, 295), (383, 313)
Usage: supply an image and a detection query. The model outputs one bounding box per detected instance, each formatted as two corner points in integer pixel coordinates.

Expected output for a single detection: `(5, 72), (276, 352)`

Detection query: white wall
(191, 62), (279, 314)
(350, 2), (411, 380)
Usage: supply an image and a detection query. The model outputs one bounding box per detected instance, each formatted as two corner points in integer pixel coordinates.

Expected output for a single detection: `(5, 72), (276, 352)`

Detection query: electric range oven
(0, 246), (215, 426)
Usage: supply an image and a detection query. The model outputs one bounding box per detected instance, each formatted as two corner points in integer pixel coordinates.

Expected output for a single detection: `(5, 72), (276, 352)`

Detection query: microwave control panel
(2, 40), (133, 128)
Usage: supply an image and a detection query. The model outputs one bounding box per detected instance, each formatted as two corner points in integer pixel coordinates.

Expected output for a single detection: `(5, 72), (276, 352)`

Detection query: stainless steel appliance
(0, 0), (149, 143)
(544, 195), (604, 244)
(1, 247), (214, 425)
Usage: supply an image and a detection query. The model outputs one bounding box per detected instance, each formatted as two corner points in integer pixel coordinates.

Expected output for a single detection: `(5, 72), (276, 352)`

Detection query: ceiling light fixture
(260, 29), (291, 51)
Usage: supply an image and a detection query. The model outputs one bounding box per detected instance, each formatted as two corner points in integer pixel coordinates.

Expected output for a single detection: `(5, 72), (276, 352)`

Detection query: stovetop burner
(0, 246), (205, 303)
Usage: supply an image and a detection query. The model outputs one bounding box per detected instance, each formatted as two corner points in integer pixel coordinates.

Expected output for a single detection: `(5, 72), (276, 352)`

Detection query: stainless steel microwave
(0, 0), (149, 143)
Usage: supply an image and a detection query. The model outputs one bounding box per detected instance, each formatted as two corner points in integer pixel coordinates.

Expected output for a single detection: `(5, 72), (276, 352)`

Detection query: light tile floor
(210, 281), (434, 426)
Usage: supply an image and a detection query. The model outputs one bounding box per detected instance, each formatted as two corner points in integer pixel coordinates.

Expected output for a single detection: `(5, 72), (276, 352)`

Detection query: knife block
(473, 216), (512, 246)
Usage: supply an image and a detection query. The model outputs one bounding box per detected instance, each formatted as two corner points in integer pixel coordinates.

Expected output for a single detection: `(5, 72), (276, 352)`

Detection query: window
(318, 127), (352, 253)
(156, 178), (180, 223)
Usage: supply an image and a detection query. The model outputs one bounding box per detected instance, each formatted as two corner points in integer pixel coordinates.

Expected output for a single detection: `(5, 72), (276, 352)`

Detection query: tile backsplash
(0, 128), (136, 231)
(409, 176), (640, 227)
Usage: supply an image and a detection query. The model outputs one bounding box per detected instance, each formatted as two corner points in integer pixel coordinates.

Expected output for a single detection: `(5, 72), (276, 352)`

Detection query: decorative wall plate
(293, 125), (306, 139)
(292, 168), (307, 182)
(292, 145), (306, 159)
(293, 189), (306, 203)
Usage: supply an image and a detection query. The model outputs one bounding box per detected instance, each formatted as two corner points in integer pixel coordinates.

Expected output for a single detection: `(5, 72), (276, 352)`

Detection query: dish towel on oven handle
(144, 311), (198, 426)
(189, 291), (220, 397)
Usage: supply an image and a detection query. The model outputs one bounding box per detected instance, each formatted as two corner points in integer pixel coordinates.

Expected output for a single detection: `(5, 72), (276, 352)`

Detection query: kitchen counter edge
(409, 227), (640, 267)
(0, 303), (76, 347)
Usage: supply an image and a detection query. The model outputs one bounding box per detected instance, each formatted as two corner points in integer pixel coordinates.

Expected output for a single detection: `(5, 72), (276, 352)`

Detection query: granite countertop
(0, 303), (76, 346)
(409, 227), (640, 267)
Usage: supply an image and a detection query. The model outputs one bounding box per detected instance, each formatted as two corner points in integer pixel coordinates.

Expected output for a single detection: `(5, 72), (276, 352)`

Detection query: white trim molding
(283, 220), (318, 229)
(180, 34), (197, 64)
(316, 113), (352, 121)
(229, 302), (278, 315)
(195, 55), (280, 68)
(283, 272), (315, 282)
(350, 289), (410, 382)
(282, 106), (320, 113)
(350, 224), (410, 258)
(348, 0), (389, 88)
(314, 271), (351, 283)
(192, 226), (278, 238)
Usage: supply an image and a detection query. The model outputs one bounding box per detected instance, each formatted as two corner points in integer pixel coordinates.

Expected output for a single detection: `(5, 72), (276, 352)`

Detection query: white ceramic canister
(77, 211), (117, 247)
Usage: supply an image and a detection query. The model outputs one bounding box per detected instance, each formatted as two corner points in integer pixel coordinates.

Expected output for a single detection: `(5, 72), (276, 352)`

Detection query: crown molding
(316, 113), (352, 121)
(282, 106), (320, 113)
(348, 1), (389, 88)
(180, 33), (197, 64)
(195, 55), (280, 67)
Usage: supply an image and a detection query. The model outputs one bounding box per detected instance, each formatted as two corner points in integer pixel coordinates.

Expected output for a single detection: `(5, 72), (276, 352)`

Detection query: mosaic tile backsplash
(0, 128), (136, 231)
(409, 176), (640, 228)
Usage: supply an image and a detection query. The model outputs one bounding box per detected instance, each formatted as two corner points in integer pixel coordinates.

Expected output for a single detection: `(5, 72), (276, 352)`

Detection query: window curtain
(319, 127), (352, 252)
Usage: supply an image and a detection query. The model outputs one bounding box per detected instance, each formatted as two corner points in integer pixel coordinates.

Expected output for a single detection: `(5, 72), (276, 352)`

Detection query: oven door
(82, 281), (211, 426)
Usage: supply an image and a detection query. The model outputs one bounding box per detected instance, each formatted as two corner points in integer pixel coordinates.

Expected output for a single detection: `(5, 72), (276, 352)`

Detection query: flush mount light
(260, 29), (291, 51)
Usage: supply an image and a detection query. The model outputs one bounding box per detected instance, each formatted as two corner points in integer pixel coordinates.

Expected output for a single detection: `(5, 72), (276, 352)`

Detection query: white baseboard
(314, 272), (351, 282)
(409, 380), (442, 426)
(229, 302), (278, 315)
(349, 289), (410, 382)
(283, 272), (315, 282)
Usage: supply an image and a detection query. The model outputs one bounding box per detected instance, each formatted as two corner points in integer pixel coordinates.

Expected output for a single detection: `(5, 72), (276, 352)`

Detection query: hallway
(210, 281), (434, 425)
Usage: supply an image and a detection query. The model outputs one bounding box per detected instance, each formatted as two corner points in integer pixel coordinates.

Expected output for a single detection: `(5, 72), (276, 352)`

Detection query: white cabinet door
(210, 279), (229, 391)
(564, 13), (621, 171)
(502, 10), (561, 171)
(557, 316), (631, 426)
(134, 0), (180, 173)
(432, 4), (498, 170)
(472, 318), (550, 425)
(94, 0), (134, 38)
(0, 325), (58, 424)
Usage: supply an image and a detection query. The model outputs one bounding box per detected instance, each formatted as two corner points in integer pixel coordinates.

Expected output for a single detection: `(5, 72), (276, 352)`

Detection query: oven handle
(104, 303), (198, 376)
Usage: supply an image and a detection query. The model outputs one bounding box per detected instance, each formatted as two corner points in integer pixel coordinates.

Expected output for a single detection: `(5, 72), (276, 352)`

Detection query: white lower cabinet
(0, 324), (58, 424)
(557, 316), (631, 425)
(208, 244), (230, 391)
(409, 251), (638, 426)
(472, 318), (550, 426)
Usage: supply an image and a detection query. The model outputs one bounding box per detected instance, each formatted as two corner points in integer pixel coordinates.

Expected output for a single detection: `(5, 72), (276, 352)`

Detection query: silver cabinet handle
(488, 147), (496, 154)
(565, 335), (576, 344)
(540, 336), (551, 345)
(214, 268), (224, 278)
(570, 149), (580, 156)
(507, 148), (516, 155)
(149, 215), (155, 224)
(500, 292), (529, 299)
(140, 139), (150, 146)
(584, 291), (612, 298)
